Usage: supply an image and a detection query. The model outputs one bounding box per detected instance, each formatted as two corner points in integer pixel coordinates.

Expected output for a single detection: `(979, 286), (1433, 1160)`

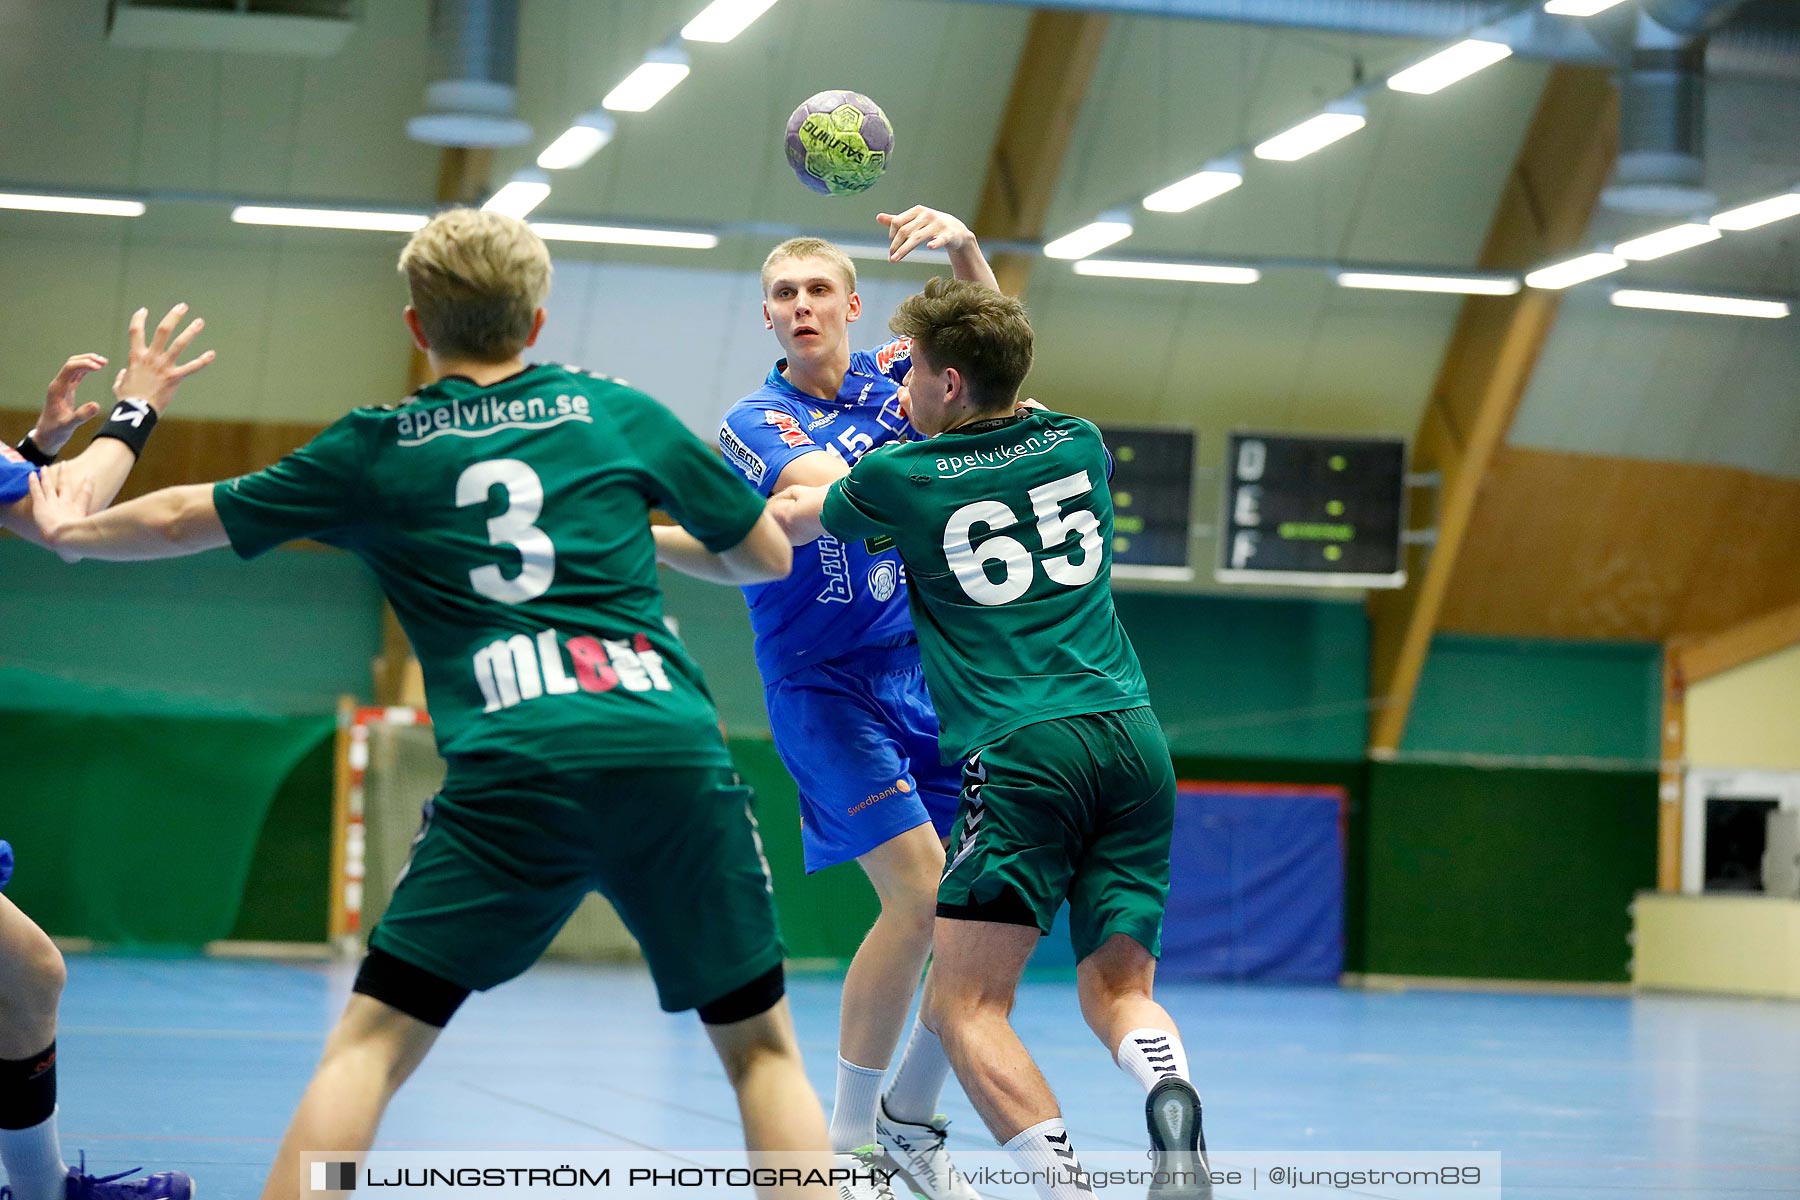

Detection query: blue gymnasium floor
(47, 955), (1800, 1200)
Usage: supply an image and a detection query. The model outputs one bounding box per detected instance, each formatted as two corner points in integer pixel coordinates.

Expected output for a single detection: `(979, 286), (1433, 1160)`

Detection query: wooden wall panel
(2, 407), (326, 503)
(1441, 447), (1800, 641)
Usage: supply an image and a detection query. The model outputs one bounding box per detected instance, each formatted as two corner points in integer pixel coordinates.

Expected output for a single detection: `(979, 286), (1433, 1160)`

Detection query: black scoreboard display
(1216, 433), (1407, 588)
(1104, 427), (1196, 575)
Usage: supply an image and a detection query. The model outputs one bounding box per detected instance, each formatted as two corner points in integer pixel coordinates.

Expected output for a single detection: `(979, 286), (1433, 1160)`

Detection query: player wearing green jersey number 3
(770, 279), (1215, 1200)
(26, 210), (838, 1200)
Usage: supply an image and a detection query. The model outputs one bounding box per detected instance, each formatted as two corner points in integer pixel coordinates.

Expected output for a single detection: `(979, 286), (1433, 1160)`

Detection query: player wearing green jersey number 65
(28, 210), (839, 1200)
(769, 278), (1214, 1200)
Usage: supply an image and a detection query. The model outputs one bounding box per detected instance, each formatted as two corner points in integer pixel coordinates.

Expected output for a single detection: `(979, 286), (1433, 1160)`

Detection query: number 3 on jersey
(943, 470), (1101, 605)
(457, 459), (555, 603)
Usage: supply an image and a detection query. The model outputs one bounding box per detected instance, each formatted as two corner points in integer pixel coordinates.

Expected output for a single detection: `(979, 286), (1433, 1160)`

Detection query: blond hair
(760, 236), (857, 296)
(398, 208), (552, 362)
(890, 278), (1033, 410)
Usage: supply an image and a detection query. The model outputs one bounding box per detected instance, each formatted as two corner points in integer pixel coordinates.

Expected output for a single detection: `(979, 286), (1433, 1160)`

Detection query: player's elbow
(735, 515), (793, 583)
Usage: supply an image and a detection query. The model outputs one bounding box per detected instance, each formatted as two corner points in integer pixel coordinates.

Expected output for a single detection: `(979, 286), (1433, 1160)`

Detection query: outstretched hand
(31, 353), (109, 454)
(115, 303), (216, 414)
(878, 206), (974, 262)
(27, 467), (94, 562)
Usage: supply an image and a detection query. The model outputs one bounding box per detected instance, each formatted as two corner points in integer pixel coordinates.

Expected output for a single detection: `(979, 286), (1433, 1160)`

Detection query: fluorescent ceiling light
(530, 222), (719, 250)
(603, 47), (691, 112)
(1074, 260), (1260, 284)
(536, 112), (616, 170)
(1613, 222), (1721, 261)
(1524, 252), (1627, 289)
(1388, 39), (1514, 95)
(1043, 211), (1134, 260)
(483, 172), (551, 219)
(1711, 191), (1800, 232)
(1143, 160), (1243, 214)
(681, 0), (781, 43)
(231, 205), (426, 232)
(1254, 102), (1366, 162)
(1543, 0), (1629, 14)
(1611, 289), (1790, 319)
(0, 191), (146, 217)
(1336, 270), (1520, 295)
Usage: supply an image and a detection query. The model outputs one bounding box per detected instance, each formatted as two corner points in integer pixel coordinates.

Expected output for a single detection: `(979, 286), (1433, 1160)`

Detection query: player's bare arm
(652, 509), (794, 585)
(768, 483), (832, 547)
(0, 305), (214, 544)
(878, 206), (999, 291)
(29, 473), (226, 562)
(26, 353), (109, 456)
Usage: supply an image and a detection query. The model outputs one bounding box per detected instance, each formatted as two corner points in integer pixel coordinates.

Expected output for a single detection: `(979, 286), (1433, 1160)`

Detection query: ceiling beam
(1367, 67), (1619, 754)
(1669, 597), (1800, 685)
(973, 9), (1110, 296)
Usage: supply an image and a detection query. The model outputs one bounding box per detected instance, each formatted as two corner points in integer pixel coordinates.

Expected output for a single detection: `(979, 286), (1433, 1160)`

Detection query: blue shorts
(765, 642), (961, 873)
(0, 840), (13, 891)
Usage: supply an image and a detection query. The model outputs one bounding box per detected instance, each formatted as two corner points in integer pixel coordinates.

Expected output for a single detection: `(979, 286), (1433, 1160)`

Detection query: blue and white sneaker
(63, 1152), (195, 1200)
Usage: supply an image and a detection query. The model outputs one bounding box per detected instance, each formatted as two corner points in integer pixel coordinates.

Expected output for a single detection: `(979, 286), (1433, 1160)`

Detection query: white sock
(1003, 1118), (1095, 1200)
(1115, 1028), (1191, 1093)
(829, 1056), (886, 1152)
(0, 1108), (70, 1200)
(882, 1020), (952, 1125)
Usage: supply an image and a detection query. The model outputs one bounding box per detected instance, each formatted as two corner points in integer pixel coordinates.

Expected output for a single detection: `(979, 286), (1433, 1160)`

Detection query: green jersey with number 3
(212, 364), (765, 776)
(820, 409), (1148, 761)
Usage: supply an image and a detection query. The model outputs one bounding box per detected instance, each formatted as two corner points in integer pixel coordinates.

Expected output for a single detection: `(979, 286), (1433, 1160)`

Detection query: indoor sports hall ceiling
(1, 0), (1796, 629)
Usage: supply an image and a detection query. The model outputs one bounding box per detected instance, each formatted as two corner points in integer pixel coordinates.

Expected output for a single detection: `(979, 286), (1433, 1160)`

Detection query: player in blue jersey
(2, 305), (212, 1200)
(718, 207), (993, 1200)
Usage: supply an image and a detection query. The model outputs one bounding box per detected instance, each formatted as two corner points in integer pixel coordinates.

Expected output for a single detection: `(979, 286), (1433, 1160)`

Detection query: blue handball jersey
(719, 338), (921, 683)
(0, 443), (37, 505)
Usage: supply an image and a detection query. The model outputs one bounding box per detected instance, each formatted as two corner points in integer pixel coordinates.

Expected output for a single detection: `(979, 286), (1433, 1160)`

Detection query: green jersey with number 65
(212, 364), (766, 778)
(820, 409), (1149, 761)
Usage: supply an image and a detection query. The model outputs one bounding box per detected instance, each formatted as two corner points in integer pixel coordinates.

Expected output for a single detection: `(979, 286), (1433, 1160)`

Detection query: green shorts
(937, 706), (1174, 962)
(369, 761), (784, 1013)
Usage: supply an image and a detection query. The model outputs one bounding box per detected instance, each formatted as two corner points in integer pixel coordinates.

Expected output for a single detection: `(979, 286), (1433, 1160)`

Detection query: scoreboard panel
(1104, 427), (1196, 576)
(1216, 433), (1407, 588)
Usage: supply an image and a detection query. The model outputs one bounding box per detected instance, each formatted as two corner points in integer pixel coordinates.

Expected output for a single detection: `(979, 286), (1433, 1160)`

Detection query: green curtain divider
(1362, 761), (1658, 981)
(0, 672), (332, 946)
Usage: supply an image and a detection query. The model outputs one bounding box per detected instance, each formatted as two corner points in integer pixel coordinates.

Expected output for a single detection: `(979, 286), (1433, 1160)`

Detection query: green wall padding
(0, 689), (331, 946)
(228, 730), (335, 943)
(1361, 761), (1657, 981)
(1405, 634), (1662, 763)
(1112, 593), (1368, 761)
(0, 540), (383, 714)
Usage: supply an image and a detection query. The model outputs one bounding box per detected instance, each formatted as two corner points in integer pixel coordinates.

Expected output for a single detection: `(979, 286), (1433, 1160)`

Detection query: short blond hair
(398, 208), (552, 362)
(761, 237), (857, 296)
(891, 278), (1034, 410)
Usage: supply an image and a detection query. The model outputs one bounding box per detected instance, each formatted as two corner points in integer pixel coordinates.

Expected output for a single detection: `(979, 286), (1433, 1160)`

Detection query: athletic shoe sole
(1145, 1077), (1212, 1200)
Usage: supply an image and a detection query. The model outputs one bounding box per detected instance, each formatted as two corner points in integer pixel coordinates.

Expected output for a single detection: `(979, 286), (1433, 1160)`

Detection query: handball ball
(785, 91), (892, 196)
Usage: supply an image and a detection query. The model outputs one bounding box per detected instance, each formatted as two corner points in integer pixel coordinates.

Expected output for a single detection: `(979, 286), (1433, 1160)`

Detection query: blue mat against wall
(1160, 783), (1346, 982)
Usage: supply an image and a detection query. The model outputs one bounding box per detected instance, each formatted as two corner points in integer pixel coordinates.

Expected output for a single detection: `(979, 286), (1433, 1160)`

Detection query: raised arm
(878, 206), (999, 291)
(0, 305), (214, 545)
(61, 304), (214, 511)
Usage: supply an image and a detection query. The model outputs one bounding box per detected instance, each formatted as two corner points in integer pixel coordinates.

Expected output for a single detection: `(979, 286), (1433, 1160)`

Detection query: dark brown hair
(889, 277), (1033, 410)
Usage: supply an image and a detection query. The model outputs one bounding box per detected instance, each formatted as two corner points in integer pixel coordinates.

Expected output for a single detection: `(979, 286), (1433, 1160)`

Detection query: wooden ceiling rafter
(972, 9), (1111, 297)
(1367, 67), (1620, 754)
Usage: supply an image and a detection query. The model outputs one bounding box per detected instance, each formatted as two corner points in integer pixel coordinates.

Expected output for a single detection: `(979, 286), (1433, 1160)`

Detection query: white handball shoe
(837, 1145), (901, 1200)
(876, 1103), (981, 1200)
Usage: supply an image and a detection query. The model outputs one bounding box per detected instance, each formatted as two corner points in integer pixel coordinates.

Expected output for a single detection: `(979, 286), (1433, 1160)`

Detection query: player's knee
(880, 883), (938, 940)
(1, 923), (67, 1021)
